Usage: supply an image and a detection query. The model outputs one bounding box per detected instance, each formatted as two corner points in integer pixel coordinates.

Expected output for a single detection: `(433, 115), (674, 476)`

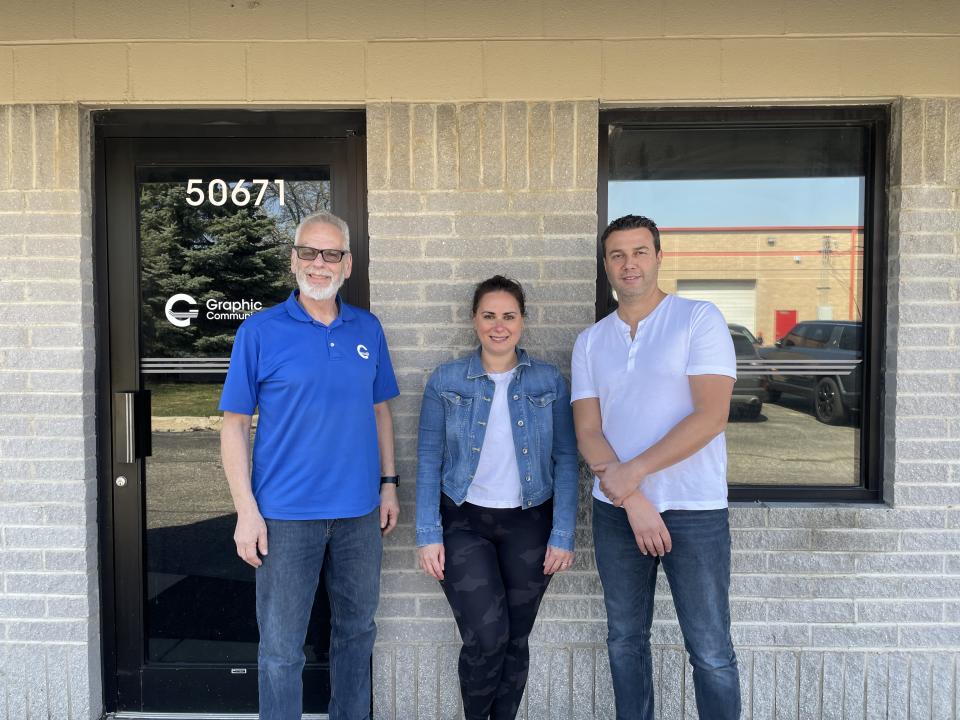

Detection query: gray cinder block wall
(366, 101), (601, 719)
(369, 99), (960, 719)
(0, 98), (957, 719)
(0, 105), (101, 719)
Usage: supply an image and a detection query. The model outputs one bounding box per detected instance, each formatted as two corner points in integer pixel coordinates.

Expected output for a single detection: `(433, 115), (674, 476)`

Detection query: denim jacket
(415, 347), (579, 551)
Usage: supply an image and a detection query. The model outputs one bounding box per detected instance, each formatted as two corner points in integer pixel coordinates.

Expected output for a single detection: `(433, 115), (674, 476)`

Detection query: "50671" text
(185, 179), (285, 207)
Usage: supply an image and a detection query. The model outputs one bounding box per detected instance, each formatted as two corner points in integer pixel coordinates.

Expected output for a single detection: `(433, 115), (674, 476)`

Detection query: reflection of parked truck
(729, 328), (768, 420)
(760, 321), (862, 425)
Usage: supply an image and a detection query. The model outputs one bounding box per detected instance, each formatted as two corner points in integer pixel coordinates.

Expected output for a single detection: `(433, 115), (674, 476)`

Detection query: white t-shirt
(466, 369), (522, 508)
(570, 294), (737, 511)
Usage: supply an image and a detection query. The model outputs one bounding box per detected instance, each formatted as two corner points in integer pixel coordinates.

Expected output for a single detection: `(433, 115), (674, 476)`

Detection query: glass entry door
(98, 115), (366, 715)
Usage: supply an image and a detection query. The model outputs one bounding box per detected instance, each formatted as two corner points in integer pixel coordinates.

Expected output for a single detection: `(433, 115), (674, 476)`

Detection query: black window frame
(597, 106), (889, 503)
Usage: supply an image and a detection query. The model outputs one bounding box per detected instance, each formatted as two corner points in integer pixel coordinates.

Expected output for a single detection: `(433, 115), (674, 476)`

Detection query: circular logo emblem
(165, 294), (199, 327)
(356, 344), (370, 360)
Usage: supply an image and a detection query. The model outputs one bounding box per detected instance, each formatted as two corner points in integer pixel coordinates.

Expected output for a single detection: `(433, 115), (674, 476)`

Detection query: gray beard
(296, 268), (343, 301)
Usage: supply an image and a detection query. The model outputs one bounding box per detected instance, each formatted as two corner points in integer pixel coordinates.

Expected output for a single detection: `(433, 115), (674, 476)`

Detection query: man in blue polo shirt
(219, 211), (400, 720)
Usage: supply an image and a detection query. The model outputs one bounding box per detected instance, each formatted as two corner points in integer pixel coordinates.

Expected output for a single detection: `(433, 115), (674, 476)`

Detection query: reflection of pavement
(145, 430), (331, 664)
(148, 402), (858, 525)
(147, 430), (236, 530)
(145, 430), (245, 582)
(726, 397), (858, 486)
(151, 415), (259, 433)
(153, 416), (222, 432)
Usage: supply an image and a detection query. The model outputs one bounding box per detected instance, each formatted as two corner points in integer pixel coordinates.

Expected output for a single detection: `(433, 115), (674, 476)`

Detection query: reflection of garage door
(676, 280), (757, 332)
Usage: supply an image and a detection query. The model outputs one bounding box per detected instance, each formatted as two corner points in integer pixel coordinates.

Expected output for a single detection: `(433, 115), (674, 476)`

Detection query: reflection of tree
(140, 181), (332, 359)
(263, 181), (332, 246)
(140, 183), (290, 358)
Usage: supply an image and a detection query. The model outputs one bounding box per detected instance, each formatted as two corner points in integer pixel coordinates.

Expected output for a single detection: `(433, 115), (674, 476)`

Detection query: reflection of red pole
(848, 228), (857, 319)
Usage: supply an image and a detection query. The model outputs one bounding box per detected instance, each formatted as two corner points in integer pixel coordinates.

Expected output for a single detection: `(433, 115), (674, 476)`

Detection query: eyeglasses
(292, 246), (350, 263)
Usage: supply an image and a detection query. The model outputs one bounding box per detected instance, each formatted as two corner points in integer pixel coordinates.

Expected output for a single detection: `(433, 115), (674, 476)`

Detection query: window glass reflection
(608, 126), (866, 487)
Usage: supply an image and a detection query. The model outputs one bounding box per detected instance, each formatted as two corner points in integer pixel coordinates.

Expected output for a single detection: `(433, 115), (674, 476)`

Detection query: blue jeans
(257, 509), (382, 720)
(593, 499), (740, 720)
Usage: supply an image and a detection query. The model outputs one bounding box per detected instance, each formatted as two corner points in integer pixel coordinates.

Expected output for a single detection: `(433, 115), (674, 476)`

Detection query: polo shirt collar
(466, 346), (532, 379)
(283, 290), (354, 326)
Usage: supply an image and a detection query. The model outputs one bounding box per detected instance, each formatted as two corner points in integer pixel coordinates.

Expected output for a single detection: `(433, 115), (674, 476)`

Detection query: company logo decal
(165, 294), (263, 327)
(165, 294), (199, 327)
(356, 344), (370, 360)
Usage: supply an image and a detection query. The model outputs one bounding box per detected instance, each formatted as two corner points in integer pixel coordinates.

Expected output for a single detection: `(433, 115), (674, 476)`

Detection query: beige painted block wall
(1, 0), (959, 103)
(3, 0), (959, 41)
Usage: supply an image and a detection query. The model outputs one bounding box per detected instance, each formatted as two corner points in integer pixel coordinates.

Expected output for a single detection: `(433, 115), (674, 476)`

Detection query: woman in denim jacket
(416, 275), (579, 720)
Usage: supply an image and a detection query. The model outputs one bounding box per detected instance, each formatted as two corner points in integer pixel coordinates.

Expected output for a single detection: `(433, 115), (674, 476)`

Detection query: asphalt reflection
(726, 397), (858, 486)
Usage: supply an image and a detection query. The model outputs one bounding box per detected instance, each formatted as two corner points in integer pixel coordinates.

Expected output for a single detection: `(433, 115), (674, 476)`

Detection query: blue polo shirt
(219, 291), (400, 520)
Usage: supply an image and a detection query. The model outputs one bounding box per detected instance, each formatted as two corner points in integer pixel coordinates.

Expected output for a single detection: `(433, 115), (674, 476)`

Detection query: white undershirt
(465, 368), (522, 508)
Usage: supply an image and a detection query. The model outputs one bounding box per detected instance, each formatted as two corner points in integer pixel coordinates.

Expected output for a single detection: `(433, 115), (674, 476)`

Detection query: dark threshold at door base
(109, 713), (329, 719)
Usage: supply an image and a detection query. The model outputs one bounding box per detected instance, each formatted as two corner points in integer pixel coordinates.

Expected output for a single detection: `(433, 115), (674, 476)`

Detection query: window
(839, 326), (862, 352)
(783, 328), (803, 348)
(599, 107), (888, 501)
(804, 323), (831, 348)
(731, 333), (756, 357)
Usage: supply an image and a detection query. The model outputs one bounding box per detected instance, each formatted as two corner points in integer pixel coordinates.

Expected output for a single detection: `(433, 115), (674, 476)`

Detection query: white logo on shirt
(356, 344), (370, 360)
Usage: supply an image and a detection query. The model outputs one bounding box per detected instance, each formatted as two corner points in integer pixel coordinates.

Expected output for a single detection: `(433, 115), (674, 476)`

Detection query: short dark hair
(471, 275), (526, 317)
(600, 214), (661, 254)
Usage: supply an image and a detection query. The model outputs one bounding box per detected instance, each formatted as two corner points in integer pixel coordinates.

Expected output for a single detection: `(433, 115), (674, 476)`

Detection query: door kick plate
(109, 714), (329, 720)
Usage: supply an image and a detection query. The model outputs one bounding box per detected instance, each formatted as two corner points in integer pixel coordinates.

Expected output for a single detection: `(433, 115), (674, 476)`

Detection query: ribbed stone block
(528, 102), (552, 190)
(387, 104), (412, 191)
(412, 104), (436, 191)
(458, 103), (481, 190)
(480, 103), (503, 190)
(436, 103), (459, 191)
(505, 101), (528, 191)
(552, 101), (575, 189)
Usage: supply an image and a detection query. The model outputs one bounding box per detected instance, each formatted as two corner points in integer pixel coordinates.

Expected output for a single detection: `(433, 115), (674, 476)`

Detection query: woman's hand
(543, 545), (574, 575)
(417, 543), (445, 581)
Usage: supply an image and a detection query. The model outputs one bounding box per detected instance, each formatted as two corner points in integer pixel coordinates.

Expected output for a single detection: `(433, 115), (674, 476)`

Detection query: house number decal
(185, 179), (286, 207)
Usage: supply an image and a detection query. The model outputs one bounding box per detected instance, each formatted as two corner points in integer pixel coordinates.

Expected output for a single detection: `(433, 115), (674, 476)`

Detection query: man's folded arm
(572, 397), (619, 468)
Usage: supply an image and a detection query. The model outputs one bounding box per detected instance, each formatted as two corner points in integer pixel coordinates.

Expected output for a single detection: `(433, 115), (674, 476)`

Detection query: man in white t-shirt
(571, 215), (741, 720)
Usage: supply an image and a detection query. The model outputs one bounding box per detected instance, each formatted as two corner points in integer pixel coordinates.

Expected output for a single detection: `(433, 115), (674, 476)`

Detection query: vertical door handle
(113, 390), (152, 463)
(113, 392), (135, 464)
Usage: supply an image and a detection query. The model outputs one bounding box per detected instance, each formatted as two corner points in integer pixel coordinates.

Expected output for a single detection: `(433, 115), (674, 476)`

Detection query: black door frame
(93, 110), (367, 715)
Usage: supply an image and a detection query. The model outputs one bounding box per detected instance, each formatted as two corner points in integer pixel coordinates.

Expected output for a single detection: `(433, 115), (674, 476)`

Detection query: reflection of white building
(655, 226), (864, 342)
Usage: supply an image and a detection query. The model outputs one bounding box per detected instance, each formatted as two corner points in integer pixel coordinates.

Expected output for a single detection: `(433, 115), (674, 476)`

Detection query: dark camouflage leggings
(439, 494), (553, 720)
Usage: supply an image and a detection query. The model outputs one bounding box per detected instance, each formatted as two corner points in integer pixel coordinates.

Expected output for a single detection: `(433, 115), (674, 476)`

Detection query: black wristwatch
(380, 475), (400, 487)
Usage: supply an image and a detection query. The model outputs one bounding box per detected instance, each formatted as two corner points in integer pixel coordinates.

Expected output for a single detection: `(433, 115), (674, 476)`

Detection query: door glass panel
(139, 170), (333, 663)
